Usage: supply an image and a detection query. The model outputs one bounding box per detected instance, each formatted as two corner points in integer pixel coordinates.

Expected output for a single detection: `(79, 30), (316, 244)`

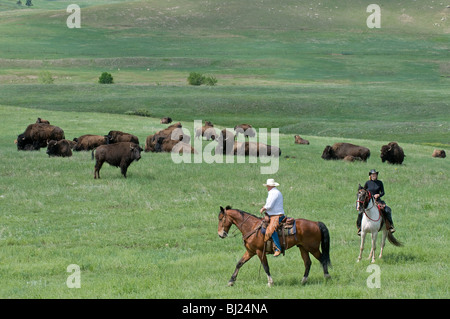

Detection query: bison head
(131, 144), (143, 161)
(321, 145), (334, 160)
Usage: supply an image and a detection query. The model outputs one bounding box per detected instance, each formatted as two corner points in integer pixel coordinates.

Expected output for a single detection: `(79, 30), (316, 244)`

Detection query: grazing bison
(160, 117), (172, 124)
(17, 123), (65, 150)
(73, 134), (107, 151)
(321, 143), (370, 162)
(380, 142), (404, 165)
(93, 142), (143, 179)
(105, 130), (139, 145)
(195, 121), (216, 140)
(234, 124), (256, 138)
(432, 149), (446, 158)
(46, 139), (73, 157)
(36, 117), (50, 125)
(294, 135), (310, 145)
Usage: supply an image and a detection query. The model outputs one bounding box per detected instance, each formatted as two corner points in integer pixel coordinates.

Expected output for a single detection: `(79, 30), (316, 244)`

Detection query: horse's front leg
(257, 249), (273, 287)
(228, 250), (254, 287)
(368, 232), (377, 263)
(357, 232), (366, 262)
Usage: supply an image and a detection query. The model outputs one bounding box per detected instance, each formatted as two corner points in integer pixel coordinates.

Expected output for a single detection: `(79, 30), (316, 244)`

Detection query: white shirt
(264, 187), (285, 216)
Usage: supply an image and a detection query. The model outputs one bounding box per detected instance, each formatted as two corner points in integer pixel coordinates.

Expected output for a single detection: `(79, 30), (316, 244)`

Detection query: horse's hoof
(227, 281), (235, 287)
(267, 282), (273, 288)
(324, 274), (331, 280)
(301, 277), (308, 285)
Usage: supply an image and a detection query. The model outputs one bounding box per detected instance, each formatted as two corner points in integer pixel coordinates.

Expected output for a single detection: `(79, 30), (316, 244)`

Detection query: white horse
(356, 185), (402, 263)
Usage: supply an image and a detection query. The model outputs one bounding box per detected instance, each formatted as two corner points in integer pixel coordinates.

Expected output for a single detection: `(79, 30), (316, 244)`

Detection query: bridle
(357, 189), (381, 222)
(219, 209), (261, 239)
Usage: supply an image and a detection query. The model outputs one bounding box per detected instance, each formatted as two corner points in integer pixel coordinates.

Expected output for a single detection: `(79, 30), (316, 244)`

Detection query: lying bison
(215, 130), (281, 157)
(321, 143), (370, 162)
(160, 117), (172, 124)
(17, 123), (65, 150)
(195, 121), (216, 140)
(380, 142), (404, 165)
(432, 149), (446, 158)
(46, 140), (73, 157)
(93, 142), (143, 179)
(294, 135), (310, 145)
(234, 124), (256, 138)
(154, 136), (197, 154)
(73, 135), (107, 151)
(105, 130), (139, 145)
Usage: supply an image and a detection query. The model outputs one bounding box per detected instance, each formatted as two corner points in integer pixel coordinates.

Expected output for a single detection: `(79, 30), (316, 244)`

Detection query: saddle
(261, 216), (297, 255)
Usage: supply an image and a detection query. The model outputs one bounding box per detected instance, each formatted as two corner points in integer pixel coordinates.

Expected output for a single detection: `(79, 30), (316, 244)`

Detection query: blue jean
(271, 215), (285, 251)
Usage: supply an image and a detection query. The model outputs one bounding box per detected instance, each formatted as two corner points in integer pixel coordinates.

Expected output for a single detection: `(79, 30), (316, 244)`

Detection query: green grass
(1, 105), (449, 298)
(0, 0), (449, 299)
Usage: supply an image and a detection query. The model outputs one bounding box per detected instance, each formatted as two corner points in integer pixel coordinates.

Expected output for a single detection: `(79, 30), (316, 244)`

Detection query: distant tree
(25, 0), (33, 7)
(16, 0), (22, 6)
(98, 72), (114, 84)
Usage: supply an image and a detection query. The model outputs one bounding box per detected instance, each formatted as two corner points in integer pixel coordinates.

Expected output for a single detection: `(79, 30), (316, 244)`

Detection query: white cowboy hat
(263, 178), (280, 187)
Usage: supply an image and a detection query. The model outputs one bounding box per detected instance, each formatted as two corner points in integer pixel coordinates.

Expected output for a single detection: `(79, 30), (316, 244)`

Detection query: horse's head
(356, 184), (371, 211)
(218, 206), (233, 238)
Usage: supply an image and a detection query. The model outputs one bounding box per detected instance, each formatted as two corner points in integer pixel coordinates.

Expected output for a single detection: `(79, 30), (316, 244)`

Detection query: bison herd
(14, 117), (446, 178)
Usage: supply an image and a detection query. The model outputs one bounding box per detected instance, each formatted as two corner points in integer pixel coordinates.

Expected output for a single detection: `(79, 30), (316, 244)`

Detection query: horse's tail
(318, 222), (332, 268)
(387, 231), (403, 247)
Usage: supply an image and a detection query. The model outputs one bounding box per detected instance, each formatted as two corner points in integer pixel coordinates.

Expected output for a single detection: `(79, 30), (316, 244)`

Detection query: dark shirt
(364, 180), (385, 199)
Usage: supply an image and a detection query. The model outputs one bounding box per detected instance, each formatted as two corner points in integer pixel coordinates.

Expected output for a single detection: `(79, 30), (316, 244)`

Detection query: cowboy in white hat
(260, 178), (285, 257)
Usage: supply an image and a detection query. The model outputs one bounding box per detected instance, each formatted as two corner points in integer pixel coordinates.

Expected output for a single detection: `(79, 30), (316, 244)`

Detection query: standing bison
(380, 142), (404, 164)
(321, 143), (370, 162)
(73, 134), (107, 151)
(93, 142), (143, 179)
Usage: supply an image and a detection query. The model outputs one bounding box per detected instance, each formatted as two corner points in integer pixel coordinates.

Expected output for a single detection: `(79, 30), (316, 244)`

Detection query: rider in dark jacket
(357, 169), (395, 235)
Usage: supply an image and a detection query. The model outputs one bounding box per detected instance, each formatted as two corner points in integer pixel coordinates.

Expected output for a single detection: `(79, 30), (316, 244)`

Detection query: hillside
(0, 0), (448, 144)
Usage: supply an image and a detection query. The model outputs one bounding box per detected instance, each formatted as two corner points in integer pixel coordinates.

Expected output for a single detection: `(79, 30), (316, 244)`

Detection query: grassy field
(0, 0), (449, 299)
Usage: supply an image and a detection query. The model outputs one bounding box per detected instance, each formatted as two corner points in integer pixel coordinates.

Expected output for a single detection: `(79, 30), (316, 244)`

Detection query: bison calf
(93, 142), (143, 179)
(432, 149), (446, 158)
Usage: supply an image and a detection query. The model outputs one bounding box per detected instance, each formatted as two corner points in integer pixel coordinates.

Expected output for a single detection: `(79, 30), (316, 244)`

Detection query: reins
(358, 191), (381, 222)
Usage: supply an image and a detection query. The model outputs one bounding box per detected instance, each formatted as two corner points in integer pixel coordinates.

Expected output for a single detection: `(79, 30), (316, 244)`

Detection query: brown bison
(195, 121), (216, 140)
(215, 130), (280, 156)
(36, 117), (50, 125)
(93, 142), (143, 179)
(105, 130), (139, 145)
(17, 123), (65, 150)
(154, 136), (197, 154)
(432, 149), (446, 158)
(321, 143), (370, 161)
(46, 139), (73, 157)
(73, 135), (107, 151)
(160, 117), (173, 124)
(145, 122), (186, 152)
(234, 124), (256, 138)
(380, 142), (404, 164)
(294, 135), (310, 145)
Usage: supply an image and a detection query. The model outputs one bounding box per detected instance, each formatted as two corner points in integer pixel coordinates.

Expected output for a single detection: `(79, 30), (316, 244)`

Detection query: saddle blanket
(261, 218), (297, 237)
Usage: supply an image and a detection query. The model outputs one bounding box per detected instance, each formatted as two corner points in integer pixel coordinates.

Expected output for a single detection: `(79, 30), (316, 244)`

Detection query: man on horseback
(260, 178), (285, 257)
(357, 169), (395, 235)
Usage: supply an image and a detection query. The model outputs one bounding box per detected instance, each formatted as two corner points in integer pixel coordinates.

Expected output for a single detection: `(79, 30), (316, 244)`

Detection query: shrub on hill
(99, 72), (114, 84)
(187, 72), (217, 86)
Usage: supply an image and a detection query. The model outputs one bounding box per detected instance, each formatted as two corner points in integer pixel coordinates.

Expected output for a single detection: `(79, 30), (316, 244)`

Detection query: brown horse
(217, 206), (331, 287)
